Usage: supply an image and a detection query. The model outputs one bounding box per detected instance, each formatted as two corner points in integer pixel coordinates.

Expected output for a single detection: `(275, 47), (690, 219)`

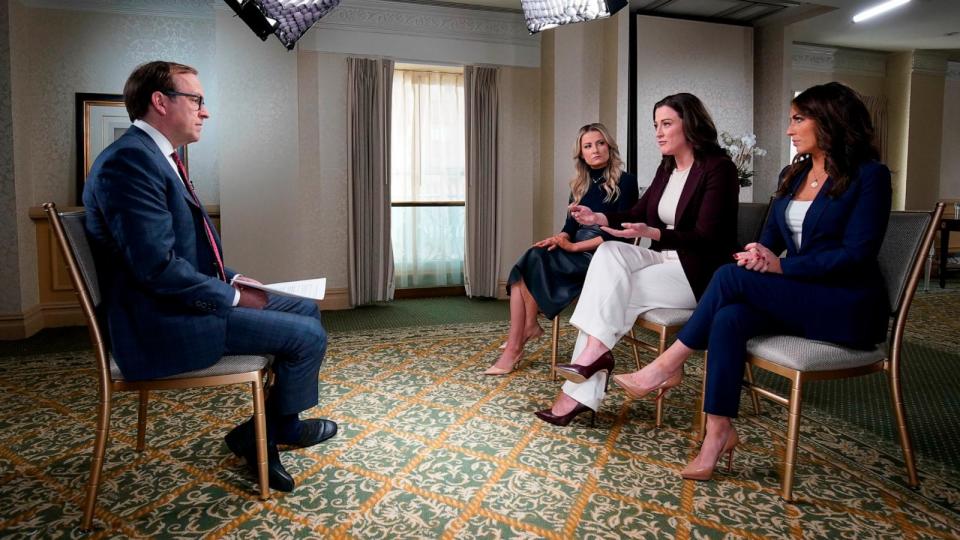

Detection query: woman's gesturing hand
(734, 242), (782, 274)
(600, 222), (656, 240)
(568, 205), (609, 227)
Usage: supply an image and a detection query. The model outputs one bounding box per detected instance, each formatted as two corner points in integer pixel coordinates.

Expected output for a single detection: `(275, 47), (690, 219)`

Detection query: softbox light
(224, 0), (341, 50)
(521, 0), (627, 34)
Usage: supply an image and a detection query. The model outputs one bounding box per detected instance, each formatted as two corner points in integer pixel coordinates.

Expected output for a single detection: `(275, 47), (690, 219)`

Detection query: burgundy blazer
(606, 152), (740, 299)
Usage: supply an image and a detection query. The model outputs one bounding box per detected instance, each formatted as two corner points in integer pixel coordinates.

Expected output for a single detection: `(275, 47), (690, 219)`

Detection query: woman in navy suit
(612, 82), (892, 481)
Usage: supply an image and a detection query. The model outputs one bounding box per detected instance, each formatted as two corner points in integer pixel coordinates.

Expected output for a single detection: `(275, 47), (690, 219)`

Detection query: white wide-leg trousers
(562, 241), (696, 410)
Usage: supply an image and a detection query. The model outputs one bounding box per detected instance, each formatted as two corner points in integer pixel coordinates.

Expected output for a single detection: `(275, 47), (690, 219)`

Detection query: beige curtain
(347, 57), (395, 305)
(862, 94), (888, 162)
(463, 66), (499, 298)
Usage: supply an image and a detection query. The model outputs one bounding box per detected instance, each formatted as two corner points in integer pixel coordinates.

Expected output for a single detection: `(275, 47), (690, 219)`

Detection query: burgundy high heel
(555, 351), (615, 384)
(534, 402), (596, 427)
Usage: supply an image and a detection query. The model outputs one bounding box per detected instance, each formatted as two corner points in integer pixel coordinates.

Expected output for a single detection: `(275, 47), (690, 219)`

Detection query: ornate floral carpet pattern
(2, 319), (960, 538)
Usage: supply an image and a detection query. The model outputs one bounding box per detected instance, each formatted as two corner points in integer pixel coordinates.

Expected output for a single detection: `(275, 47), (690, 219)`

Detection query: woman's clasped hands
(734, 242), (782, 274)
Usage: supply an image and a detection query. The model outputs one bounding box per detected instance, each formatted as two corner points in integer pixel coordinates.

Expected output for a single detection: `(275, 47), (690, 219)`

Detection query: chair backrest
(46, 206), (102, 308)
(736, 201), (769, 248)
(878, 207), (941, 314)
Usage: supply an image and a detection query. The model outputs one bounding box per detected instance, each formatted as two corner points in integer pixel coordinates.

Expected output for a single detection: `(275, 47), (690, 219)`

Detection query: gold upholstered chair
(700, 203), (944, 501)
(43, 202), (273, 531)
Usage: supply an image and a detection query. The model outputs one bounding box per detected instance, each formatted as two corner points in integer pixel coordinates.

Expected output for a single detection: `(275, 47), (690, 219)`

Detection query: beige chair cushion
(110, 355), (270, 381)
(746, 335), (885, 372)
(640, 308), (694, 327)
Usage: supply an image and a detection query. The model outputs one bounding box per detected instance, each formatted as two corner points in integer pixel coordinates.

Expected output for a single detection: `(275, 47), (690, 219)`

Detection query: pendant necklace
(810, 170), (825, 188)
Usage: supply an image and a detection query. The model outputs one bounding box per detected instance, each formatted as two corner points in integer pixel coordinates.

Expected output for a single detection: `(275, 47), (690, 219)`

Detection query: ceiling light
(521, 0), (628, 34)
(852, 0), (910, 23)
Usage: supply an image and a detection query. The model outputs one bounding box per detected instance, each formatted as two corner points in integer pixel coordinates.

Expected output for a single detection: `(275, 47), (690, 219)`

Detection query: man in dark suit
(83, 61), (336, 492)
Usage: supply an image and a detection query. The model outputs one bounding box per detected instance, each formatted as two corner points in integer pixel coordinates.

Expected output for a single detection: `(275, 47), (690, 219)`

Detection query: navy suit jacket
(760, 160), (892, 346)
(606, 153), (740, 299)
(83, 126), (237, 380)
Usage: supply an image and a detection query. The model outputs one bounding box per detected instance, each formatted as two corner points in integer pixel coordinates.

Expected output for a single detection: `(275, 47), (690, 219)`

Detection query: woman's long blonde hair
(570, 123), (624, 205)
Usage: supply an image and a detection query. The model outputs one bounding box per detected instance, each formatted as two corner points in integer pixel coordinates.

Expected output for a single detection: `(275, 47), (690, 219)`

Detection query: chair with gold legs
(43, 203), (274, 531)
(698, 204), (943, 501)
(623, 201), (770, 427)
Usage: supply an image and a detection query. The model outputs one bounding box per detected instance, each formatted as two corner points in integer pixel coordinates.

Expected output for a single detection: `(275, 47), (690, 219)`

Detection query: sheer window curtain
(463, 65), (499, 298)
(391, 69), (466, 288)
(347, 57), (395, 305)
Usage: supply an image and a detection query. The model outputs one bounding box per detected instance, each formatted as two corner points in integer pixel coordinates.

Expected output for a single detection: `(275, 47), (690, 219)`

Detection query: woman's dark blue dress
(506, 170), (639, 318)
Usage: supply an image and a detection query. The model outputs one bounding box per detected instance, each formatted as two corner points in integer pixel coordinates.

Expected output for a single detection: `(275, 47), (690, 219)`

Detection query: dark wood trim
(394, 286), (465, 299)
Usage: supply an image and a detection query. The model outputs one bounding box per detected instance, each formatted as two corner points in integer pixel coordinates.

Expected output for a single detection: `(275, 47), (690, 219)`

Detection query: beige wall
(5, 1), (218, 317)
(497, 67), (541, 293)
(635, 15), (754, 197)
(885, 52), (912, 210)
(941, 71), (960, 199)
(0, 0), (543, 331)
(754, 24), (792, 202)
(905, 69), (946, 210)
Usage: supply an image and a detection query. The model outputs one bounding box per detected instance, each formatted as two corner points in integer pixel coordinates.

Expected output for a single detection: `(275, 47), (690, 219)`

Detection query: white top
(658, 167), (691, 229)
(656, 167), (691, 260)
(786, 200), (812, 249)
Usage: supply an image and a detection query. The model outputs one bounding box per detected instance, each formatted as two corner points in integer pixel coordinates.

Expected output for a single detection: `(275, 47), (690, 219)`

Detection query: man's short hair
(123, 61), (198, 121)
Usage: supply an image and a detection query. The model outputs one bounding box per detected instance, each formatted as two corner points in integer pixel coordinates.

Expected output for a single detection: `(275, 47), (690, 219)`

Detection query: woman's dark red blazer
(605, 152), (740, 300)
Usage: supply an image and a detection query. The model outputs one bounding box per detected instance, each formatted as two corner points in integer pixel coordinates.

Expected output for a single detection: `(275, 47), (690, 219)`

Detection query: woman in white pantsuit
(534, 93), (740, 426)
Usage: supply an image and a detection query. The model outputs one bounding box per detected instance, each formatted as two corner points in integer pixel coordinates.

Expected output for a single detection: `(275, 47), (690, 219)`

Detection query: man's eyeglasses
(162, 91), (205, 111)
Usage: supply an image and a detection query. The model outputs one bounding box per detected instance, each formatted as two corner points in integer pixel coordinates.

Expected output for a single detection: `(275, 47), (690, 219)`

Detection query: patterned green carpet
(2, 311), (960, 537)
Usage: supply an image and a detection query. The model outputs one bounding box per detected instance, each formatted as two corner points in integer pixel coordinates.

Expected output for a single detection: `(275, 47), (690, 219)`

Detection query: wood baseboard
(0, 304), (50, 340)
(496, 280), (509, 300)
(319, 287), (350, 310)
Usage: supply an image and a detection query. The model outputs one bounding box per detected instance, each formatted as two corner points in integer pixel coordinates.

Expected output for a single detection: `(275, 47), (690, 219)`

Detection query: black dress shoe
(534, 403), (596, 427)
(555, 351), (615, 384)
(276, 418), (338, 449)
(225, 421), (295, 492)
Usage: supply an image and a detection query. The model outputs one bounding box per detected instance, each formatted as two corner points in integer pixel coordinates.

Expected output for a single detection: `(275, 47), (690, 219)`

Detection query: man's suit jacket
(83, 126), (237, 381)
(606, 153), (740, 299)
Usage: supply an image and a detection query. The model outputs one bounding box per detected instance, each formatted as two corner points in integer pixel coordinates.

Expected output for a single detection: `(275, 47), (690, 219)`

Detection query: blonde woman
(485, 123), (639, 375)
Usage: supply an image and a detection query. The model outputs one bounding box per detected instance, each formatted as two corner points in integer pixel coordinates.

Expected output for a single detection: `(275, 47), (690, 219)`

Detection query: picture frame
(75, 92), (187, 204)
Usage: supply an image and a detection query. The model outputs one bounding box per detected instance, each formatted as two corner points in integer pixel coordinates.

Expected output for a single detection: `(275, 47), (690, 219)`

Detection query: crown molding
(792, 43), (886, 77)
(19, 0), (215, 20)
(911, 51), (948, 76)
(308, 0), (535, 47)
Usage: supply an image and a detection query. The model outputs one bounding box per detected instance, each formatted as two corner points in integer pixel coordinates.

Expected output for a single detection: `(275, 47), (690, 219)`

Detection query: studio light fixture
(520, 0), (628, 34)
(223, 0), (341, 50)
(852, 0), (910, 23)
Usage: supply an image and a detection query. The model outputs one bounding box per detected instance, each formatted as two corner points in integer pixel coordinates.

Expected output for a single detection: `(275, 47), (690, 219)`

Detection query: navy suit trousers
(223, 294), (326, 416)
(677, 264), (884, 418)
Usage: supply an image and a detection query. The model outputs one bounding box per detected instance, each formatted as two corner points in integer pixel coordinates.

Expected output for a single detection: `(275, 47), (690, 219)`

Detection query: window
(390, 66), (465, 289)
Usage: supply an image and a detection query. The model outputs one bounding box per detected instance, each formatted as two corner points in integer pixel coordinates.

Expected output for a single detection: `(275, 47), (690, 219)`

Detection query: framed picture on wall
(75, 92), (187, 204)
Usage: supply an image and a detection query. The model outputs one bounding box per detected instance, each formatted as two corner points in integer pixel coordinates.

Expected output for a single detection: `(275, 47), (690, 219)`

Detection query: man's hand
(233, 275), (267, 309)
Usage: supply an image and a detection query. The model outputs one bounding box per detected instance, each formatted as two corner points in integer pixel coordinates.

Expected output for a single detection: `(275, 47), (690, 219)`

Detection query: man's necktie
(171, 151), (226, 281)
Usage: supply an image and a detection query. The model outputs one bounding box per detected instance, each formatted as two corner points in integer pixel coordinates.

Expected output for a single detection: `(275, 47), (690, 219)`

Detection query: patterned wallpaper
(0, 1), (21, 313)
(3, 1), (219, 313)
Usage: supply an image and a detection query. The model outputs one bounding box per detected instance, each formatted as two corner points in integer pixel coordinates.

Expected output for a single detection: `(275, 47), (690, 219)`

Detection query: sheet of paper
(240, 278), (326, 300)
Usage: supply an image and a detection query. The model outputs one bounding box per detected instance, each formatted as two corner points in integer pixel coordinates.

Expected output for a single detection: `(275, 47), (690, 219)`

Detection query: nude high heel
(612, 366), (683, 401)
(484, 353), (524, 375)
(680, 429), (740, 481)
